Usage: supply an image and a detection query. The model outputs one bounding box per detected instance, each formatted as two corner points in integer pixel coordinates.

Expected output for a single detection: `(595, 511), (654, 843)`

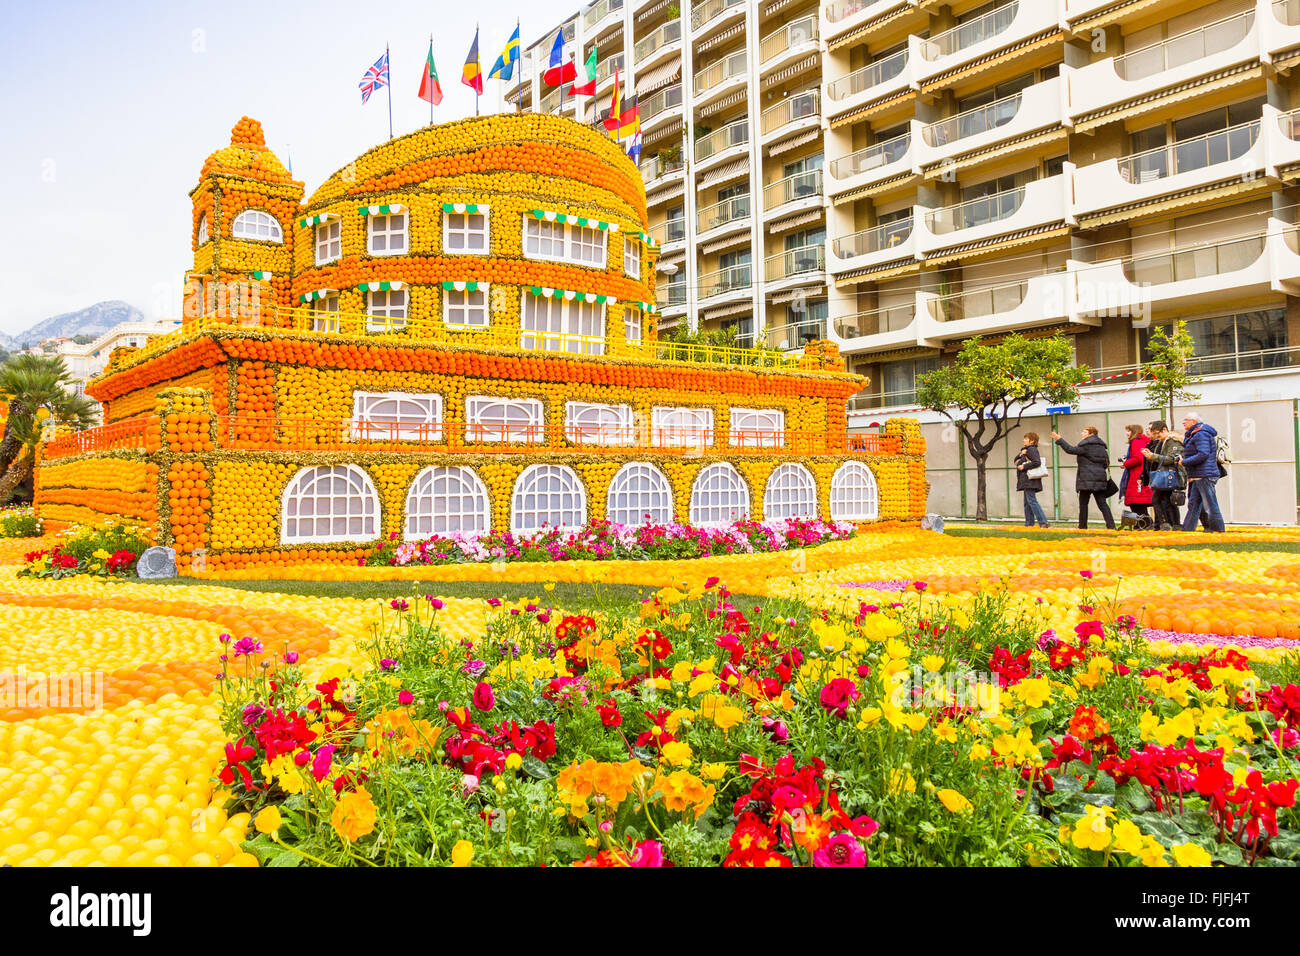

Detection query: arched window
(764, 462), (818, 521)
(405, 466), (489, 539)
(231, 209), (283, 242)
(606, 463), (673, 526)
(511, 465), (586, 534)
(281, 465), (380, 544)
(689, 463), (749, 526)
(196, 215), (209, 245)
(830, 461), (879, 521)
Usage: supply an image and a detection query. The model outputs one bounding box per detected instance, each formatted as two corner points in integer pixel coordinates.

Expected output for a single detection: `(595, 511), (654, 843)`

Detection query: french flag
(542, 29), (577, 87)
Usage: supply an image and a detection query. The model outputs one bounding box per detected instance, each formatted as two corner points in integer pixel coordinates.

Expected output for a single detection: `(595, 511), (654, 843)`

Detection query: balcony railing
(1278, 0), (1300, 26)
(696, 118), (749, 161)
(692, 0), (745, 31)
(650, 217), (687, 245)
(827, 50), (907, 101)
(1115, 9), (1254, 81)
(759, 15), (818, 63)
(695, 49), (747, 95)
(833, 218), (913, 258)
(829, 132), (910, 178)
(825, 0), (889, 23)
(834, 304), (914, 338)
(766, 318), (828, 349)
(847, 387), (921, 411)
(1279, 106), (1300, 140)
(932, 279), (1030, 322)
(642, 83), (683, 122)
(1123, 233), (1266, 285)
(634, 19), (683, 60)
(1117, 119), (1260, 183)
(762, 89), (820, 135)
(640, 148), (685, 183)
(1088, 345), (1300, 385)
(697, 194), (751, 231)
(43, 415), (158, 460)
(921, 1), (1017, 61)
(923, 91), (1022, 147)
(584, 0), (624, 28)
(662, 283), (688, 306)
(597, 52), (625, 83)
(767, 244), (827, 281)
(764, 169), (823, 207)
(699, 262), (753, 297)
(925, 186), (1025, 235)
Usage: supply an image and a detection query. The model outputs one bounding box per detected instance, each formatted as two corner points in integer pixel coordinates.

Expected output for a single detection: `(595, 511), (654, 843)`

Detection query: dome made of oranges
(199, 117), (298, 187)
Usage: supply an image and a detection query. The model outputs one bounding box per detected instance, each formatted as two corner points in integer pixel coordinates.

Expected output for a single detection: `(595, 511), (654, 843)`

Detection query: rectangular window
(312, 294), (340, 334)
(465, 396), (545, 443)
(367, 289), (407, 333)
(624, 237), (641, 278)
(565, 401), (634, 445)
(351, 391), (443, 442)
(315, 220), (341, 265)
(444, 211), (489, 254)
(1139, 308), (1288, 376)
(367, 213), (408, 255)
(522, 217), (608, 268)
(444, 285), (490, 328)
(520, 293), (606, 355)
(624, 306), (643, 344)
(651, 406), (714, 447)
(730, 407), (785, 448)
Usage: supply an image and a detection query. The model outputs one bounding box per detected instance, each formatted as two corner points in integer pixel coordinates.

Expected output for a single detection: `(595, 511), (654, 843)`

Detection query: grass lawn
(944, 526), (1300, 553)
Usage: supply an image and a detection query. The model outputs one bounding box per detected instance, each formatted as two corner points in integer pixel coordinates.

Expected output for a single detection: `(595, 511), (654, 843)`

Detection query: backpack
(1216, 434), (1232, 465)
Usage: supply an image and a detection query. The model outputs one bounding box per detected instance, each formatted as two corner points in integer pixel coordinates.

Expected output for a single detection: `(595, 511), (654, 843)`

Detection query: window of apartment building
(465, 396), (545, 443)
(663, 270), (687, 305)
(367, 211), (407, 255)
(955, 168), (1036, 228)
(520, 293), (606, 355)
(721, 316), (754, 347)
(954, 73), (1034, 136)
(665, 203), (686, 242)
(366, 288), (407, 332)
(444, 210), (489, 254)
(1139, 308), (1288, 376)
(443, 285), (490, 328)
(1121, 3), (1254, 80)
(1045, 154), (1068, 178)
(710, 181), (750, 224)
(1126, 97), (1265, 181)
(315, 219), (342, 265)
(787, 297), (828, 343)
(880, 356), (939, 405)
(778, 153), (823, 204)
(1129, 200), (1270, 283)
(351, 392), (443, 442)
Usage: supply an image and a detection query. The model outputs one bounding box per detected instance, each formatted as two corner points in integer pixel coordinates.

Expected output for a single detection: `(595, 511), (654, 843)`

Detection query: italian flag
(571, 45), (597, 97)
(419, 41), (443, 106)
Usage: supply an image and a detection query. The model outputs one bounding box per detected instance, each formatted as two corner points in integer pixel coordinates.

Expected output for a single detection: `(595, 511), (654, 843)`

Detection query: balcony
(634, 19), (683, 70)
(1267, 0), (1300, 59)
(597, 52), (625, 90)
(760, 14), (819, 75)
(822, 0), (914, 45)
(915, 76), (1066, 170)
(661, 282), (689, 313)
(640, 147), (686, 190)
(826, 128), (915, 198)
(911, 0), (1060, 85)
(641, 83), (684, 132)
(584, 0), (625, 34)
(916, 172), (1072, 256)
(761, 89), (821, 143)
(698, 262), (753, 302)
(763, 169), (824, 217)
(765, 244), (827, 286)
(766, 317), (828, 350)
(916, 272), (1089, 342)
(829, 294), (932, 355)
(692, 0), (746, 38)
(696, 194), (752, 237)
(695, 117), (750, 168)
(694, 49), (748, 105)
(650, 216), (687, 247)
(539, 86), (579, 117)
(829, 211), (918, 274)
(1069, 9), (1259, 124)
(824, 49), (910, 120)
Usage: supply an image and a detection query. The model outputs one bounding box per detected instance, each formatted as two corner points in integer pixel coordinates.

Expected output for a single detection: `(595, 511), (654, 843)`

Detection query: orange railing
(43, 415), (157, 460)
(847, 433), (900, 454)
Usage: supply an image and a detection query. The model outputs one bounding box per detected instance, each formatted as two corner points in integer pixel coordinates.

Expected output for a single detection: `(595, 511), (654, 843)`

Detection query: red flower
(472, 681), (496, 712)
(819, 678), (860, 719)
(596, 699), (622, 727)
(219, 737), (258, 789)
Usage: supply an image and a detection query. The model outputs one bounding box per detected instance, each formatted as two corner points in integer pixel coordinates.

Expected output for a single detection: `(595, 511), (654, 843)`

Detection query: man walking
(1141, 421), (1183, 531)
(1178, 412), (1225, 533)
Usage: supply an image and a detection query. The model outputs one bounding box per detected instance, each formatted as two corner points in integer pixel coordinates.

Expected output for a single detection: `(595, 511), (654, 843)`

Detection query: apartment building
(57, 321), (179, 398)
(515, 0), (1300, 523)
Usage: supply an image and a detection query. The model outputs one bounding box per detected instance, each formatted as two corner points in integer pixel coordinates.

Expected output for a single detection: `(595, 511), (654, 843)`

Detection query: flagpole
(429, 34), (435, 126)
(386, 43), (394, 139)
(475, 25), (481, 117)
(515, 18), (521, 114)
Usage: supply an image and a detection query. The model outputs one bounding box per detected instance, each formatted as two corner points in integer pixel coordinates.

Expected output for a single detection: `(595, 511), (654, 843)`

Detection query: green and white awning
(298, 213), (340, 227)
(441, 280), (486, 292)
(442, 203), (488, 214)
(249, 271), (273, 281)
(529, 209), (620, 232)
(632, 230), (658, 250)
(634, 301), (660, 314)
(299, 288), (338, 303)
(358, 281), (406, 292)
(527, 286), (615, 304)
(357, 203), (406, 216)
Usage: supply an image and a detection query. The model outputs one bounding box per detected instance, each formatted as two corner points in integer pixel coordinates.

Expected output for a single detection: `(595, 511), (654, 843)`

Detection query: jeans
(1183, 477), (1225, 532)
(1078, 490), (1115, 529)
(1151, 490), (1181, 530)
(1023, 490), (1048, 527)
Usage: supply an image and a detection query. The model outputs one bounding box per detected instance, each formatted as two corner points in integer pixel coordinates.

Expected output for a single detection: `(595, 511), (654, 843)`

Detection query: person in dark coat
(1120, 424), (1153, 518)
(1141, 420), (1185, 531)
(1013, 432), (1049, 528)
(1178, 412), (1225, 532)
(1051, 425), (1116, 529)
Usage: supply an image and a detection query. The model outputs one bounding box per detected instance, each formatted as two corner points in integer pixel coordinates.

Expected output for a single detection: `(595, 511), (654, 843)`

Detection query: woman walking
(1051, 425), (1116, 529)
(1119, 424), (1152, 520)
(1013, 432), (1050, 528)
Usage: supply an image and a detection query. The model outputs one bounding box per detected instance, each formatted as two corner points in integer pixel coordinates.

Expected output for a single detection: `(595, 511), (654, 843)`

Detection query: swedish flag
(488, 25), (521, 82)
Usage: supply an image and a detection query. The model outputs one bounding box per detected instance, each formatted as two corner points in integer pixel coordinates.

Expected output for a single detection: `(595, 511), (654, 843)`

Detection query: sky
(0, 0), (580, 336)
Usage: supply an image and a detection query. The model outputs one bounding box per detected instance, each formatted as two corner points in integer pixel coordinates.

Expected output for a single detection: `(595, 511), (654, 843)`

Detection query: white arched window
(351, 391), (443, 442)
(565, 401), (633, 446)
(652, 406), (714, 447)
(830, 461), (879, 521)
(731, 408), (785, 448)
(281, 465), (380, 544)
(689, 463), (749, 526)
(764, 462), (818, 521)
(511, 465), (586, 534)
(231, 209), (283, 242)
(607, 463), (673, 526)
(405, 466), (489, 539)
(196, 215), (209, 245)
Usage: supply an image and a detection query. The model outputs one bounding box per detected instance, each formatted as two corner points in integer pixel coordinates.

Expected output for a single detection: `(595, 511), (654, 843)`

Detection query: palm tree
(0, 354), (97, 503)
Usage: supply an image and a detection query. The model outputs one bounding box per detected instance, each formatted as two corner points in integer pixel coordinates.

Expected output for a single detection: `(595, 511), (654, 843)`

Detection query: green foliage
(18, 521), (151, 579)
(1143, 321), (1201, 421)
(0, 507), (41, 538)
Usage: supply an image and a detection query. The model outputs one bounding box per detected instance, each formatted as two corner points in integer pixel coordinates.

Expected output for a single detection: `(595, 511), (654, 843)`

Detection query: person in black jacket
(1013, 432), (1050, 528)
(1051, 425), (1116, 529)
(1141, 420), (1185, 531)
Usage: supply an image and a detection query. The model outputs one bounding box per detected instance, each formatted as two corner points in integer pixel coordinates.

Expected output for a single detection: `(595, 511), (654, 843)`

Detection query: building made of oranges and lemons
(31, 113), (926, 573)
(516, 0), (1300, 523)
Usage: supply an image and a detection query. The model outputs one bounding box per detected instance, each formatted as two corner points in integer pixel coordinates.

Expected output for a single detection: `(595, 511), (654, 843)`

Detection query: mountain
(1, 301), (145, 351)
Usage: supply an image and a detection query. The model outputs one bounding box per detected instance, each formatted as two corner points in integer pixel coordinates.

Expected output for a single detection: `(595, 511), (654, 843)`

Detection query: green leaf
(268, 849), (303, 867)
(521, 755), (551, 780)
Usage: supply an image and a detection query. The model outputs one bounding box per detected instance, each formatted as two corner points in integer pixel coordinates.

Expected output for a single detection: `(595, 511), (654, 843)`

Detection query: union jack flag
(358, 52), (390, 104)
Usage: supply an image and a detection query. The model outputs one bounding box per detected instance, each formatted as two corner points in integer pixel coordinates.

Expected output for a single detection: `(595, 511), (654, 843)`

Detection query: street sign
(1047, 405), (1073, 415)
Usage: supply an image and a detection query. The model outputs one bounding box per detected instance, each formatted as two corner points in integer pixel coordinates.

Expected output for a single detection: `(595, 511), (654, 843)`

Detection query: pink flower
(1080, 569), (1093, 579)
(311, 745), (337, 782)
(398, 690), (414, 706)
(472, 681), (496, 712)
(913, 581), (928, 592)
(629, 839), (665, 867)
(819, 678), (860, 719)
(813, 833), (867, 867)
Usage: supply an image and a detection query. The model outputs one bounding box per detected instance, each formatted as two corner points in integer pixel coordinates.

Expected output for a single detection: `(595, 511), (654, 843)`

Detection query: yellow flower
(330, 786), (377, 844)
(1070, 806), (1115, 851)
(701, 762), (726, 781)
(1172, 843), (1212, 867)
(254, 806), (282, 836)
(660, 740), (693, 767)
(451, 839), (474, 867)
(1139, 836), (1169, 867)
(505, 752), (523, 771)
(670, 661), (694, 683)
(1010, 677), (1051, 708)
(936, 788), (972, 814)
(901, 712), (928, 733)
(932, 720), (958, 743)
(921, 654), (945, 672)
(969, 742), (990, 760)
(1110, 819), (1144, 856)
(688, 672), (718, 697)
(888, 770), (916, 795)
(856, 706), (882, 729)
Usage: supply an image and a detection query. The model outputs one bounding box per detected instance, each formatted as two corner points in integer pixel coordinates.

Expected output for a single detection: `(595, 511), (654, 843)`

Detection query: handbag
(1150, 469), (1177, 491)
(1104, 477), (1119, 498)
(1027, 462), (1049, 480)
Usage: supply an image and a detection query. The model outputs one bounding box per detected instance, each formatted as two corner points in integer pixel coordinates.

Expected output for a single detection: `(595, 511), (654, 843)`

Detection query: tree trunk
(0, 398), (27, 475)
(0, 448), (32, 505)
(974, 454), (988, 521)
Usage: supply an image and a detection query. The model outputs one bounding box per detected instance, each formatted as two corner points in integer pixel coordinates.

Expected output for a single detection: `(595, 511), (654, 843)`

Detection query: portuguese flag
(419, 40), (443, 106)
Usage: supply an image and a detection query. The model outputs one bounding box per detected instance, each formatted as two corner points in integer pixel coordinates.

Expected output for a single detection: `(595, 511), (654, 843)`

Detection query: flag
(359, 52), (390, 104)
(542, 29), (576, 86)
(419, 41), (443, 106)
(627, 130), (642, 166)
(602, 70), (622, 134)
(462, 29), (484, 95)
(571, 44), (597, 97)
(616, 95), (640, 138)
(488, 25), (521, 82)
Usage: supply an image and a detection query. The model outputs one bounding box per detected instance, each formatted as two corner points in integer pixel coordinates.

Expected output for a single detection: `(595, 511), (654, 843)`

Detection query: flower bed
(18, 520), (151, 580)
(0, 507), (39, 539)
